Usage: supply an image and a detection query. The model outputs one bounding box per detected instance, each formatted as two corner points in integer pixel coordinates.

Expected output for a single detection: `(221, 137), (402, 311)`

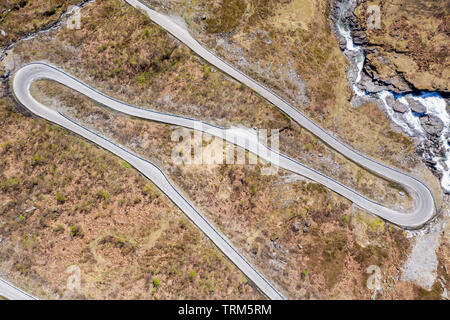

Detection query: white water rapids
(335, 1), (449, 193)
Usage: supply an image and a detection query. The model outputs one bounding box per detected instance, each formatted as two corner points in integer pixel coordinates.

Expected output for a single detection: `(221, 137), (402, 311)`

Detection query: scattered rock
(420, 115), (444, 136)
(386, 95), (408, 113)
(24, 206), (36, 214)
(200, 15), (206, 21)
(399, 191), (405, 197)
(0, 29), (5, 37)
(407, 98), (427, 114)
(293, 221), (301, 232)
(305, 219), (312, 227)
(297, 242), (303, 250)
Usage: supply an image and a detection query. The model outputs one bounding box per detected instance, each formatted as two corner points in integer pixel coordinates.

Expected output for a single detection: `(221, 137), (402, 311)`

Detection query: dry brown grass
(164, 0), (440, 171)
(0, 96), (261, 299)
(1, 0), (445, 299)
(354, 0), (449, 92)
(8, 0), (420, 210)
(0, 0), (82, 48)
(28, 79), (420, 299)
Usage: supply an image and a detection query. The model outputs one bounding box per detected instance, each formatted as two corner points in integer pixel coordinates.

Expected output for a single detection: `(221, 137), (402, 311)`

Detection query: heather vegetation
(0, 0), (446, 300)
(28, 80), (417, 299)
(0, 97), (260, 299)
(0, 0), (82, 48)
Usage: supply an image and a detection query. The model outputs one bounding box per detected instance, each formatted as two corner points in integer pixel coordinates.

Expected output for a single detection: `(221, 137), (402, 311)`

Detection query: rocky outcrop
(351, 30), (367, 45)
(332, 0), (449, 194)
(353, 0), (449, 94)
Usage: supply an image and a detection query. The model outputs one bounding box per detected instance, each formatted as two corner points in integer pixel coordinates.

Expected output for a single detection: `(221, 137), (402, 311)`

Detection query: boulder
(386, 95), (408, 113)
(407, 98), (426, 114)
(420, 115), (444, 136)
(305, 219), (312, 227)
(24, 206), (36, 214)
(339, 37), (347, 50)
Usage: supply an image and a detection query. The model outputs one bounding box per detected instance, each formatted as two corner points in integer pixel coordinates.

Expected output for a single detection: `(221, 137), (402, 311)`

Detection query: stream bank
(331, 0), (449, 194)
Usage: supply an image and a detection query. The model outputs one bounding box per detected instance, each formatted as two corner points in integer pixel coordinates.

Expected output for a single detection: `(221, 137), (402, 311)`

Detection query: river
(334, 0), (449, 194)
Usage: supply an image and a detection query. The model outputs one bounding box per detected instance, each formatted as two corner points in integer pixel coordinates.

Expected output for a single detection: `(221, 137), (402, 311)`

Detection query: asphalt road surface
(0, 278), (37, 300)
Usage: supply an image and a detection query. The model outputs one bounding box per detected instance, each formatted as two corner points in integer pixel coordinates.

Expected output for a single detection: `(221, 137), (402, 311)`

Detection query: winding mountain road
(10, 59), (435, 300)
(11, 63), (286, 300)
(2, 0), (437, 300)
(124, 0), (436, 228)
